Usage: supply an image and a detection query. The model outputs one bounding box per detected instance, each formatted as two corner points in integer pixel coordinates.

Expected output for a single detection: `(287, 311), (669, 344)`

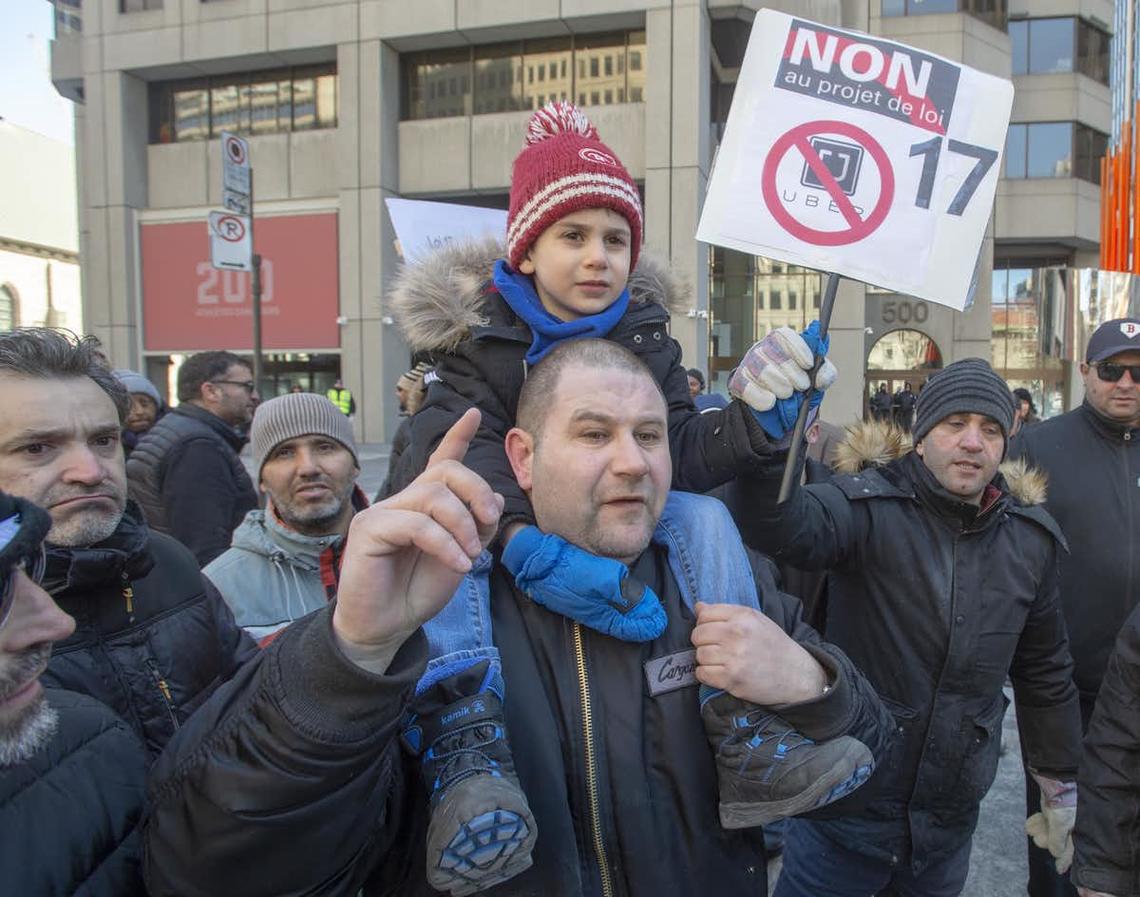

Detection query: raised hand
(331, 409), (504, 670)
(691, 602), (828, 705)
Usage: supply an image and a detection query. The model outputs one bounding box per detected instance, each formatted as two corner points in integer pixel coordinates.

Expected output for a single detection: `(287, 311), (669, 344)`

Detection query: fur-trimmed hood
(831, 418), (1048, 505)
(389, 238), (691, 353)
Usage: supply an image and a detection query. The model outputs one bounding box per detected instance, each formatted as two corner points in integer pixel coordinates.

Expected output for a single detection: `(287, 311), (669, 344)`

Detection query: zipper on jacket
(121, 573), (135, 623)
(146, 657), (178, 728)
(572, 622), (614, 897)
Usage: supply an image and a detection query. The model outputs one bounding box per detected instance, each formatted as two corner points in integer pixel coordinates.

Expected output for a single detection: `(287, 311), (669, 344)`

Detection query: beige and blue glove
(1026, 773), (1077, 874)
(729, 322), (838, 440)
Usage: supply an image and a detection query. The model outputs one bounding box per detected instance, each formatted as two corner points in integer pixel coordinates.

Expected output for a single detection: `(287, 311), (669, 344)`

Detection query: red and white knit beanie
(507, 102), (643, 272)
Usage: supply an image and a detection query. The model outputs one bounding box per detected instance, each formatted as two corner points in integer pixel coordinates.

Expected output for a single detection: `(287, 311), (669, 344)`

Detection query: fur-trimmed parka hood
(389, 238), (691, 353)
(832, 418), (1048, 506)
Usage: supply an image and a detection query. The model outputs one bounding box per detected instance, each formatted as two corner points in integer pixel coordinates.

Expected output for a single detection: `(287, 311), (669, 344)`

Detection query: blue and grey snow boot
(403, 663), (537, 896)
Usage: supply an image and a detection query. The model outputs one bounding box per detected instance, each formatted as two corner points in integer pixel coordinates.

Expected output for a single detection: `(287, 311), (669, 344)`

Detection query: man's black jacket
(0, 690), (148, 896)
(41, 503), (257, 757)
(729, 428), (1082, 874)
(1010, 400), (1139, 700)
(126, 403), (258, 566)
(1072, 600), (1140, 897)
(143, 533), (890, 897)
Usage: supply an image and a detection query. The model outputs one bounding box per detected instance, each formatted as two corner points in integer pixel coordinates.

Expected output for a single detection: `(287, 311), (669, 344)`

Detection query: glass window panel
(277, 78), (292, 129)
(210, 81), (240, 136)
(315, 73), (336, 127)
(881, 0), (906, 16)
(1028, 18), (1074, 74)
(292, 74), (316, 129)
(1008, 268), (1034, 302)
(403, 47), (471, 120)
(475, 43), (523, 114)
(770, 290), (782, 310)
(1074, 124), (1108, 183)
(1009, 21), (1028, 75)
(1026, 122), (1072, 177)
(908, 0), (958, 15)
(1077, 21), (1110, 84)
(522, 37), (570, 112)
(575, 33), (624, 111)
(1005, 124), (1027, 178)
(627, 31), (646, 101)
(990, 268), (1009, 306)
(249, 78), (280, 134)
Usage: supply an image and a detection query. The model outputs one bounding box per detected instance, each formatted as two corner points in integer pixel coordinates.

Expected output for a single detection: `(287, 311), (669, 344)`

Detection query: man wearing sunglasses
(127, 350), (260, 566)
(1010, 317), (1140, 897)
(0, 488), (148, 894)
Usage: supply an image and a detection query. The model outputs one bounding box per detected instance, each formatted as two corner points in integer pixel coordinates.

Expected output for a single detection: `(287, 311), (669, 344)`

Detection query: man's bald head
(516, 339), (666, 443)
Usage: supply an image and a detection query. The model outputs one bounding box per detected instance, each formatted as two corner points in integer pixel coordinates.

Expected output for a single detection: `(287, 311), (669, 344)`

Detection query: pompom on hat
(507, 101), (643, 272)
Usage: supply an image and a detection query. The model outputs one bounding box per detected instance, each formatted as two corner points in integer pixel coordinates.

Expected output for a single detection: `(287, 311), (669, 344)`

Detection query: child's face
(518, 208), (632, 321)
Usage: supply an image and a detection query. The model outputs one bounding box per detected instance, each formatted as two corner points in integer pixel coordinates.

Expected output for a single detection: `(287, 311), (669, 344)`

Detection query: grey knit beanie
(251, 393), (358, 476)
(113, 369), (161, 405)
(913, 358), (1016, 454)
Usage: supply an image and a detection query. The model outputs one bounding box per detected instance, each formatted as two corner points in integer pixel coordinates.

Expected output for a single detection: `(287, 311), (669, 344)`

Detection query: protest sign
(697, 10), (1013, 310)
(385, 198), (507, 263)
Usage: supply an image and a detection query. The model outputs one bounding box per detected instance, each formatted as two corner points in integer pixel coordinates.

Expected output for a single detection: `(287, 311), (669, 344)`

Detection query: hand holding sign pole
(696, 10), (1013, 500)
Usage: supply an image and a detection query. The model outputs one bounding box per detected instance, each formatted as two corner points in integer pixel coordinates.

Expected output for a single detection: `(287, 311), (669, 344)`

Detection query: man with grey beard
(0, 489), (149, 895)
(0, 329), (256, 757)
(205, 392), (365, 644)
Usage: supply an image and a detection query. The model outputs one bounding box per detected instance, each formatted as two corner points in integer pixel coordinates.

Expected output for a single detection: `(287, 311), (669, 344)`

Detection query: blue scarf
(492, 259), (630, 365)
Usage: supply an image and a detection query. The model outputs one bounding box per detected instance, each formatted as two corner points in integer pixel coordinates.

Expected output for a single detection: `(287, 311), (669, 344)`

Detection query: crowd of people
(1, 100), (1138, 897)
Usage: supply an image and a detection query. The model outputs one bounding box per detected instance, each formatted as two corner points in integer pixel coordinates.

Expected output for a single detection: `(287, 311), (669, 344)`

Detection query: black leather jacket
(126, 403), (257, 566)
(41, 503), (257, 757)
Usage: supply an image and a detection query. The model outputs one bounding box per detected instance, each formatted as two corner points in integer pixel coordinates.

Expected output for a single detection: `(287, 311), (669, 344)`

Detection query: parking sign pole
(248, 167), (263, 395)
(777, 270), (841, 504)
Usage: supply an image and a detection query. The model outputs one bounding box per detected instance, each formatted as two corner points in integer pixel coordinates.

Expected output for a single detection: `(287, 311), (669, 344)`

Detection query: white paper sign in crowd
(385, 198), (508, 264)
(697, 9), (1014, 311)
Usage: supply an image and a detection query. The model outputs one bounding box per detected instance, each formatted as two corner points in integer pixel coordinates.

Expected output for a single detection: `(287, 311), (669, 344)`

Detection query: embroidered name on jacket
(645, 649), (699, 696)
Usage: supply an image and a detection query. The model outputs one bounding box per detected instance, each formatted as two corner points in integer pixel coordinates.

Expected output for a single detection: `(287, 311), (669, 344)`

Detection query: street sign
(208, 210), (252, 272)
(223, 187), (251, 216)
(697, 10), (1014, 311)
(221, 131), (250, 196)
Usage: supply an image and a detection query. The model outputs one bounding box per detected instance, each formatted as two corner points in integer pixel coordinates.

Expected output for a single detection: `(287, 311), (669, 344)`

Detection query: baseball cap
(1086, 318), (1140, 363)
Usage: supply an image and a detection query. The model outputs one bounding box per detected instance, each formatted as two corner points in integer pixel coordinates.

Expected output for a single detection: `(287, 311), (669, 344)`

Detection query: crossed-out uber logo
(800, 137), (864, 195)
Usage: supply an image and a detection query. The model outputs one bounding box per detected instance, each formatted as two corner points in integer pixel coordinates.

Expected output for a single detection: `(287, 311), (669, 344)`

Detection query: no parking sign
(697, 10), (1013, 310)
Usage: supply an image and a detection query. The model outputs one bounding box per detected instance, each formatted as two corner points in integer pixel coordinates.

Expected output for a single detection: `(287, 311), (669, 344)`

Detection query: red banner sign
(140, 212), (340, 351)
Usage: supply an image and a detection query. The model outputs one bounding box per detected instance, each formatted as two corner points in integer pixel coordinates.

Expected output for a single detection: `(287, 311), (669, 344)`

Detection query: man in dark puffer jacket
(0, 329), (257, 758)
(0, 489), (148, 896)
(127, 349), (259, 566)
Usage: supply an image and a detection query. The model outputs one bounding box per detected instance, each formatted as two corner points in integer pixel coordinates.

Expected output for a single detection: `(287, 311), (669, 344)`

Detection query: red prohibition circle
(215, 215), (246, 241)
(761, 120), (895, 246)
(225, 136), (246, 164)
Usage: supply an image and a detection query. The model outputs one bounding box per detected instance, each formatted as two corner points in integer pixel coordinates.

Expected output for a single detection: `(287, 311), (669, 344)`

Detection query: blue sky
(0, 0), (75, 144)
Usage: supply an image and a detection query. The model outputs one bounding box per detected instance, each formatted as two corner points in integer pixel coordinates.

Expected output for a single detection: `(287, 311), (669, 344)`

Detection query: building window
(121, 0), (162, 10)
(1009, 18), (1109, 84)
(402, 31), (646, 121)
(53, 0), (82, 35)
(0, 284), (18, 331)
(149, 65), (336, 143)
(1004, 122), (1107, 182)
(881, 0), (1005, 30)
